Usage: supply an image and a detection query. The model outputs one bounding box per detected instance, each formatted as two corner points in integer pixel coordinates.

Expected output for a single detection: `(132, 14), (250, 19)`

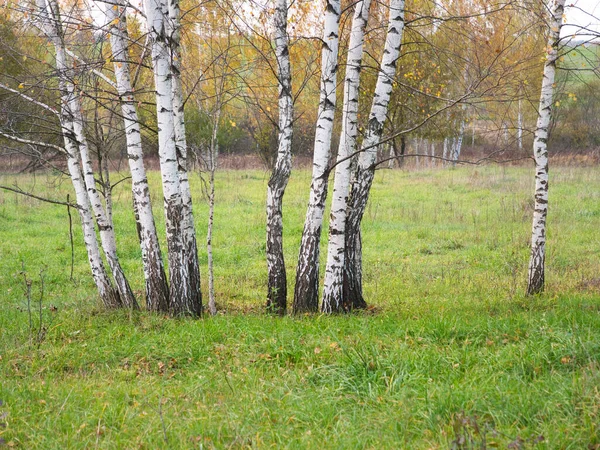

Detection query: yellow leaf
(18, 83), (24, 89)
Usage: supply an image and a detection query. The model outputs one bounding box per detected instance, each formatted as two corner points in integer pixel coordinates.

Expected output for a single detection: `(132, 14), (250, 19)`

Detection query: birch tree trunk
(48, 0), (139, 309)
(67, 152), (121, 308)
(293, 0), (341, 313)
(35, 0), (120, 308)
(144, 0), (196, 315)
(47, 0), (138, 309)
(168, 0), (202, 316)
(105, 0), (169, 312)
(387, 141), (396, 169)
(266, 0), (294, 315)
(443, 137), (449, 166)
(454, 119), (465, 163)
(343, 0), (406, 311)
(321, 0), (371, 313)
(517, 98), (523, 152)
(206, 108), (220, 316)
(70, 94), (138, 309)
(527, 0), (565, 295)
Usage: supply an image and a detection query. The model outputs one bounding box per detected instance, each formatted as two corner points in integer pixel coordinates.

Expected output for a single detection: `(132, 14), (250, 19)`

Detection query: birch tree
(168, 0), (203, 316)
(192, 12), (243, 315)
(293, 0), (340, 313)
(104, 0), (170, 311)
(266, 0), (293, 314)
(33, 0), (122, 308)
(144, 0), (201, 315)
(205, 104), (220, 316)
(69, 78), (138, 309)
(527, 0), (565, 295)
(342, 0), (406, 311)
(517, 97), (523, 152)
(321, 0), (371, 313)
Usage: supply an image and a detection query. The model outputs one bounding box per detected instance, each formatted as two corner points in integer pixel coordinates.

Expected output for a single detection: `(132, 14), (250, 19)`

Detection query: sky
(563, 0), (600, 40)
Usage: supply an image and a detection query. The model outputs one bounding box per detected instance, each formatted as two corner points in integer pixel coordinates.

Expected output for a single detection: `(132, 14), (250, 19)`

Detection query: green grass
(0, 165), (599, 448)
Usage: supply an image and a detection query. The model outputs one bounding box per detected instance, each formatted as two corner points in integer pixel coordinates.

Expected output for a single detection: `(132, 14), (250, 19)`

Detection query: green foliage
(1, 166), (600, 448)
(185, 107), (244, 154)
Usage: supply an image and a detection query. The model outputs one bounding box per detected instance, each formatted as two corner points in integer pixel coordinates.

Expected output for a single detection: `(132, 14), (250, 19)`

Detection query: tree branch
(65, 49), (118, 89)
(0, 82), (60, 117)
(0, 131), (66, 154)
(0, 184), (79, 208)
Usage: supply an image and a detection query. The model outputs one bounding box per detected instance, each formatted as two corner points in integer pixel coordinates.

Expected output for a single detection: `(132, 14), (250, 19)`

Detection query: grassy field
(0, 165), (599, 449)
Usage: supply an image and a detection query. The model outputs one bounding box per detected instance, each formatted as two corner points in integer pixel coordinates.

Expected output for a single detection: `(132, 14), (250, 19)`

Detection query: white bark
(457, 122), (464, 159)
(35, 0), (120, 308)
(45, 0), (137, 309)
(453, 119), (465, 165)
(104, 0), (169, 311)
(527, 0), (565, 295)
(267, 0), (294, 314)
(293, 0), (341, 313)
(321, 0), (371, 312)
(144, 0), (196, 315)
(443, 137), (449, 166)
(430, 141), (435, 167)
(68, 74), (138, 309)
(65, 139), (120, 308)
(387, 142), (395, 169)
(337, 0), (406, 312)
(432, 0), (442, 33)
(207, 109), (220, 316)
(517, 98), (523, 152)
(169, 0), (202, 315)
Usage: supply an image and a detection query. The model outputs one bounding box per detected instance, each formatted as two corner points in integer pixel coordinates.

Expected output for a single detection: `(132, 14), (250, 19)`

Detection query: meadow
(0, 165), (599, 448)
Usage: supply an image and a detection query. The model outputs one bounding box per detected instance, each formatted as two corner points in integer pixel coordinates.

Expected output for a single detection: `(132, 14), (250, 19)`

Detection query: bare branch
(64, 49), (118, 89)
(0, 131), (66, 154)
(0, 83), (60, 117)
(0, 184), (79, 208)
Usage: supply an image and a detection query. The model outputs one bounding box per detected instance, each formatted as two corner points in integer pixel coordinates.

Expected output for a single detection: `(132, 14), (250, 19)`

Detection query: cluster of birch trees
(0, 0), (568, 315)
(2, 0), (202, 315)
(270, 0), (567, 313)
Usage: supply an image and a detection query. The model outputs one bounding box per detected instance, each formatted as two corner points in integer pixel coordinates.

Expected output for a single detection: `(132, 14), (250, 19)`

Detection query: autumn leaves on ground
(1, 166), (599, 448)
